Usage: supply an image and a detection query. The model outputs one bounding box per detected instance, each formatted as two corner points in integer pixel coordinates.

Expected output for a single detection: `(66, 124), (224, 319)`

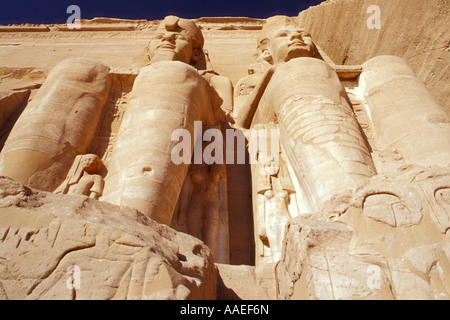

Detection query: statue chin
(284, 48), (316, 62)
(150, 50), (179, 63)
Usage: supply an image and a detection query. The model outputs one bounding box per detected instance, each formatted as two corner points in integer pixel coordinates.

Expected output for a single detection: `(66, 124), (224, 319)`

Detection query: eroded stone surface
(276, 166), (450, 300)
(0, 177), (216, 300)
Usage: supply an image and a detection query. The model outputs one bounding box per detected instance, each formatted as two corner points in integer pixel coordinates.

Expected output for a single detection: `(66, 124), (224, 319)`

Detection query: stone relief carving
(413, 167), (450, 234)
(54, 154), (104, 200)
(251, 124), (296, 263)
(347, 173), (424, 228)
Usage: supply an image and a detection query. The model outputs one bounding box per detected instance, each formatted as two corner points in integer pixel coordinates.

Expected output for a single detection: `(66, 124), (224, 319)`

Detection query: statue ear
(259, 39), (273, 63)
(261, 48), (273, 63)
(191, 48), (201, 63)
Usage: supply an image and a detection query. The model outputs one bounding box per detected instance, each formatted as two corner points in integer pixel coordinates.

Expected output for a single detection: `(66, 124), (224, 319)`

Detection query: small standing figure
(186, 161), (226, 259)
(252, 125), (297, 263)
(55, 154), (104, 200)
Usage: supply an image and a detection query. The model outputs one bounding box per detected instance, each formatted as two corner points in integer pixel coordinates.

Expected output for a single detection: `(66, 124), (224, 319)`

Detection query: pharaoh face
(262, 26), (316, 65)
(148, 16), (203, 65)
(81, 154), (101, 174)
(148, 29), (195, 64)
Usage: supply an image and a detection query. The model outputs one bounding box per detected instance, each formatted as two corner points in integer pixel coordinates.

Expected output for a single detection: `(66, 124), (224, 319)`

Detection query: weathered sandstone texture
(276, 166), (450, 300)
(0, 176), (216, 299)
(297, 0), (450, 114)
(233, 14), (450, 300)
(0, 2), (448, 300)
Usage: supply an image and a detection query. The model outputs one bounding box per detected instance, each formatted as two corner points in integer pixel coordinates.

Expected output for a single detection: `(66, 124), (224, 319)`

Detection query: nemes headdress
(257, 15), (304, 46)
(160, 15), (204, 50)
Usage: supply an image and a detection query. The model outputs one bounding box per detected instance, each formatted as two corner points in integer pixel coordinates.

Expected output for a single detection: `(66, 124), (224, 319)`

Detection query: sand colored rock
(0, 4), (448, 300)
(0, 58), (112, 192)
(276, 166), (450, 300)
(0, 90), (29, 129)
(297, 0), (450, 115)
(216, 263), (274, 300)
(0, 176), (216, 300)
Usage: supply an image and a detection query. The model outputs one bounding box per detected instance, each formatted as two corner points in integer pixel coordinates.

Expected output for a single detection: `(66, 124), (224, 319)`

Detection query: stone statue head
(80, 154), (102, 174)
(257, 15), (319, 65)
(148, 15), (204, 65)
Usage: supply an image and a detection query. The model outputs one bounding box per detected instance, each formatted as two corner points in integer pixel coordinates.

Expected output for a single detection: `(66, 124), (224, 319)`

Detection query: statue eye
(297, 30), (311, 38)
(175, 34), (187, 41)
(276, 31), (288, 37)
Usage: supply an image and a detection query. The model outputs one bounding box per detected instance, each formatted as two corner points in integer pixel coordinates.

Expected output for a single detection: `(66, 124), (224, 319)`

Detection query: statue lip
(289, 40), (306, 47)
(157, 43), (176, 50)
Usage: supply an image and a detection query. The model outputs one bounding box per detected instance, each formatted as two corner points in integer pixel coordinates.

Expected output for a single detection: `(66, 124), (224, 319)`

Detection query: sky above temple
(0, 0), (323, 25)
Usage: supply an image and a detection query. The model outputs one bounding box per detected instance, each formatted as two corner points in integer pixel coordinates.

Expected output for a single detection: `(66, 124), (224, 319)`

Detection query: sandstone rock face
(0, 58), (112, 192)
(276, 166), (450, 300)
(0, 177), (216, 300)
(0, 5), (448, 301)
(0, 90), (29, 129)
(233, 14), (450, 300)
(297, 0), (450, 115)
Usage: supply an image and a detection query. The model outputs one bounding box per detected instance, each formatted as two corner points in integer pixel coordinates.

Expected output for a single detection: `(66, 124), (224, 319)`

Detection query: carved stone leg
(103, 61), (216, 225)
(264, 57), (377, 216)
(0, 58), (112, 192)
(360, 55), (450, 167)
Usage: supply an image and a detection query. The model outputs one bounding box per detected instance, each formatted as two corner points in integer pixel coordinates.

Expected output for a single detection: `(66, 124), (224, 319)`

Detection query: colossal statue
(0, 16), (232, 233)
(359, 55), (450, 168)
(0, 58), (112, 192)
(101, 16), (232, 228)
(236, 15), (377, 227)
(234, 16), (450, 299)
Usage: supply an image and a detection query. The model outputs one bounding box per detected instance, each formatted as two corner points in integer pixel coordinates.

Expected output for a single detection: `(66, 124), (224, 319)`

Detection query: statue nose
(290, 32), (303, 40)
(162, 33), (176, 43)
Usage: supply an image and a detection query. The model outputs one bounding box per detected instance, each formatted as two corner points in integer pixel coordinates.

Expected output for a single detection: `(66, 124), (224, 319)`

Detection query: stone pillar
(0, 58), (112, 191)
(103, 61), (219, 225)
(360, 55), (450, 168)
(263, 57), (376, 215)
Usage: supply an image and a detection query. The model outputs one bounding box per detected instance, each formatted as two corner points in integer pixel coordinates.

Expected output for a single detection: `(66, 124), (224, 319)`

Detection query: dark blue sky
(0, 0), (323, 25)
